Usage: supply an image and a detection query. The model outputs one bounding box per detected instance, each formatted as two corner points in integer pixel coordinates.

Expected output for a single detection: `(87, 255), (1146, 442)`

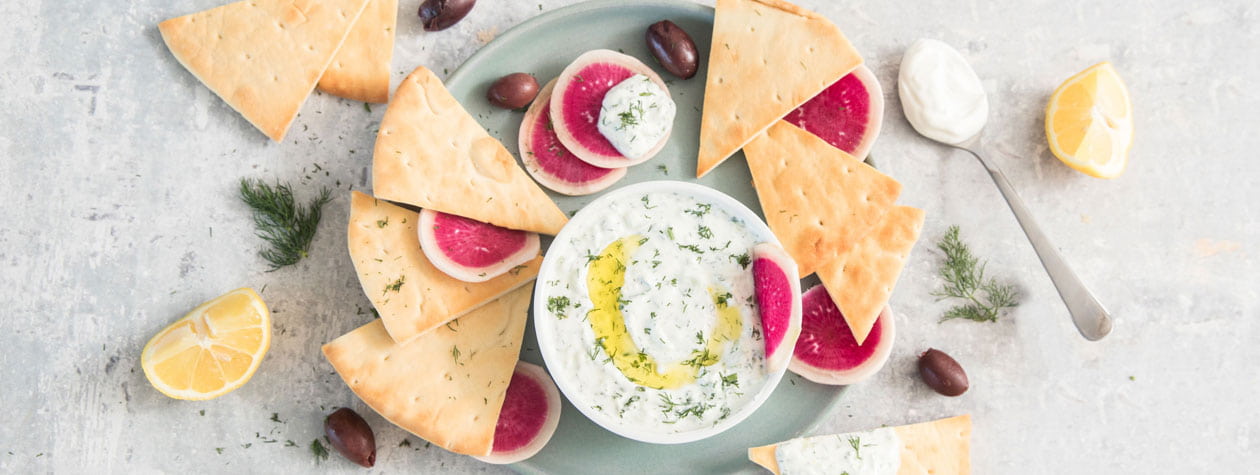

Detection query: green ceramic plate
(445, 1), (845, 473)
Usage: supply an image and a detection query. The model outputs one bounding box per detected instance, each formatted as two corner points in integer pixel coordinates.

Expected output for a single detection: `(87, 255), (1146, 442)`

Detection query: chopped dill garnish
(697, 225), (713, 239)
(547, 296), (571, 319)
(310, 439), (329, 462)
(685, 203), (712, 217)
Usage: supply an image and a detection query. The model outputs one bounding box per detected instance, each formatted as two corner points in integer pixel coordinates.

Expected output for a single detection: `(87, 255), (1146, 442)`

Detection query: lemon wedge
(141, 288), (271, 400)
(1045, 62), (1133, 178)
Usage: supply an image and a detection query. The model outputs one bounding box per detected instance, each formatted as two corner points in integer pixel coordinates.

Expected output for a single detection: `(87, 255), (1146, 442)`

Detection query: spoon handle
(963, 148), (1113, 340)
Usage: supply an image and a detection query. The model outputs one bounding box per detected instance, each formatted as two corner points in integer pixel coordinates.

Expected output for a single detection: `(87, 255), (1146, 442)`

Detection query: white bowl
(533, 181), (789, 444)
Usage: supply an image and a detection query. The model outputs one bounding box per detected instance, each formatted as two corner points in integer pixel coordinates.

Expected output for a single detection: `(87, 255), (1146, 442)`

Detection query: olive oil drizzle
(586, 235), (743, 389)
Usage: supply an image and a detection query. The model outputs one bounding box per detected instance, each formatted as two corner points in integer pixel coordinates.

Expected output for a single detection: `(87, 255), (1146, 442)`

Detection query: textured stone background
(1, 0), (1257, 473)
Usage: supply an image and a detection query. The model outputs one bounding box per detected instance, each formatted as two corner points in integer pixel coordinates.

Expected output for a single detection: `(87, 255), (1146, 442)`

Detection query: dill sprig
(238, 179), (332, 270)
(932, 225), (1020, 322)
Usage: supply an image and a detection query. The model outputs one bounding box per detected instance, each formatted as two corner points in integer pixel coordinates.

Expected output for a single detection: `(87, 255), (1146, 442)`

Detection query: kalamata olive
(487, 73), (540, 110)
(918, 348), (969, 397)
(646, 20), (699, 79)
(419, 0), (475, 32)
(324, 407), (376, 467)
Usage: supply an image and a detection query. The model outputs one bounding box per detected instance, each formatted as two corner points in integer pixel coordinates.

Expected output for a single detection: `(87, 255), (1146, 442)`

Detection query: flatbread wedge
(696, 0), (862, 177)
(818, 205), (925, 345)
(159, 0), (371, 141)
(744, 121), (901, 277)
(373, 66), (568, 235)
(748, 415), (972, 475)
(347, 191), (540, 344)
(317, 0), (397, 103)
(322, 285), (533, 456)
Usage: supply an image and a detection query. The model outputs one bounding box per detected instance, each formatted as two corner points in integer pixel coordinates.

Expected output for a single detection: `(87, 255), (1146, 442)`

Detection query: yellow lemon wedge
(141, 288), (271, 400)
(1045, 62), (1133, 178)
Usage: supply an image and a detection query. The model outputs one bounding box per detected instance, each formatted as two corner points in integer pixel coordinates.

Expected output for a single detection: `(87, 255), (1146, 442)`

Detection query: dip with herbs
(536, 187), (773, 439)
(597, 74), (676, 160)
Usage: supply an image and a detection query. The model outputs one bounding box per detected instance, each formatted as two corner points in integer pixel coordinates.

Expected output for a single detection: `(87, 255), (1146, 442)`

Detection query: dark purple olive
(324, 407), (376, 467)
(487, 73), (540, 110)
(918, 348), (969, 397)
(646, 20), (699, 79)
(419, 0), (475, 32)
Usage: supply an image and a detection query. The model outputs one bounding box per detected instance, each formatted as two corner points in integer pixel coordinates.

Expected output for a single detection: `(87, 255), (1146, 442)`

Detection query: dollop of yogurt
(597, 74), (676, 160)
(898, 39), (988, 145)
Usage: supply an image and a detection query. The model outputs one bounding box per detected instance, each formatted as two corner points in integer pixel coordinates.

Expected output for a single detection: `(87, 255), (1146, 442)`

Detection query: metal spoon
(937, 135), (1113, 340)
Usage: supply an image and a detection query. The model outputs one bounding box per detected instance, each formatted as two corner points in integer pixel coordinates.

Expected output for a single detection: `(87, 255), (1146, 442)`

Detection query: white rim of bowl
(532, 180), (789, 444)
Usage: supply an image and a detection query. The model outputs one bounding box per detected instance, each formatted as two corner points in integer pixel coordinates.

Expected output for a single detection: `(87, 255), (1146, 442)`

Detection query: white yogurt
(597, 74), (676, 159)
(775, 427), (902, 475)
(898, 39), (988, 145)
(536, 190), (768, 435)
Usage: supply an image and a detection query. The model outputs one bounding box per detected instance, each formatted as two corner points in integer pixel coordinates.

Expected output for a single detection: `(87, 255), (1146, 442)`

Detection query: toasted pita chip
(347, 191), (540, 343)
(373, 66), (568, 235)
(696, 0), (862, 177)
(159, 0), (370, 141)
(318, 0), (397, 103)
(748, 415), (972, 475)
(322, 285), (532, 456)
(744, 121), (901, 277)
(817, 205), (924, 345)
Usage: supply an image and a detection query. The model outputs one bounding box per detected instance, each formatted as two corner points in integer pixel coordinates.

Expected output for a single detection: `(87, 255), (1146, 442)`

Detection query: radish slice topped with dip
(550, 50), (675, 167)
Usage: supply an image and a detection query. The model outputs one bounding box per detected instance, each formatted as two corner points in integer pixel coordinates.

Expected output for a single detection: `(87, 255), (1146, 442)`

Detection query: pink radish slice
(789, 285), (895, 385)
(550, 49), (671, 168)
(782, 64), (884, 160)
(519, 79), (626, 196)
(751, 242), (802, 372)
(474, 362), (562, 465)
(417, 209), (540, 283)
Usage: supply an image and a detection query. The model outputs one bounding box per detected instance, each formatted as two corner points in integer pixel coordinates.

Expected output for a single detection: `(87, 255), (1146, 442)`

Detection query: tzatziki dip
(775, 427), (902, 475)
(535, 183), (783, 443)
(597, 74), (676, 160)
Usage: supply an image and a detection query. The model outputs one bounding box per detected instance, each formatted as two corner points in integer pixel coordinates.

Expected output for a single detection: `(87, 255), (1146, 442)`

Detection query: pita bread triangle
(817, 205), (925, 345)
(347, 191), (540, 344)
(158, 0), (371, 141)
(744, 121), (901, 278)
(317, 0), (397, 103)
(696, 0), (863, 177)
(372, 66), (568, 235)
(748, 415), (971, 475)
(322, 285), (533, 456)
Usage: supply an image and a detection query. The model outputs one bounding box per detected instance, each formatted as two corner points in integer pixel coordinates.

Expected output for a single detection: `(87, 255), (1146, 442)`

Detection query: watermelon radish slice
(789, 285), (895, 385)
(751, 243), (802, 372)
(417, 209), (540, 283)
(519, 79), (626, 196)
(549, 49), (671, 168)
(474, 362), (561, 465)
(782, 65), (884, 160)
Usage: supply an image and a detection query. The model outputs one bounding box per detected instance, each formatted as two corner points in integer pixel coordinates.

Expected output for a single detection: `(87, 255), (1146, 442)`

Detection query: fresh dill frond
(932, 225), (1020, 322)
(238, 179), (332, 270)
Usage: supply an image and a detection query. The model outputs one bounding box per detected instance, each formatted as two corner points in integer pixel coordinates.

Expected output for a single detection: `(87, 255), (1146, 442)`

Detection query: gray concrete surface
(2, 0), (1258, 473)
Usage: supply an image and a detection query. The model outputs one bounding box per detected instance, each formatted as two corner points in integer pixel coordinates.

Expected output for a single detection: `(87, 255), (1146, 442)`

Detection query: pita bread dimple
(696, 0), (862, 177)
(747, 415), (972, 475)
(322, 285), (533, 456)
(372, 66), (569, 235)
(743, 121), (901, 278)
(347, 191), (540, 344)
(817, 205), (925, 345)
(317, 0), (397, 103)
(159, 0), (371, 141)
